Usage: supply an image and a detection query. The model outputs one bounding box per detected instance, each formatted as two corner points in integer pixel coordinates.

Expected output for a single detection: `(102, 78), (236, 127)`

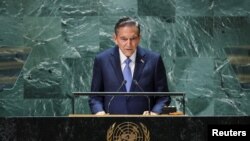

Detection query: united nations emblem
(106, 122), (150, 141)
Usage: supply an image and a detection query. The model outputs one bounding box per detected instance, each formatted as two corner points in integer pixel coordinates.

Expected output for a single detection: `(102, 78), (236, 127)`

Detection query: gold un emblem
(107, 122), (150, 141)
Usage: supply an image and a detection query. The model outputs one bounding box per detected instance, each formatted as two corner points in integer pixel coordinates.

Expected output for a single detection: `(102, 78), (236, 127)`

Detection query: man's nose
(127, 39), (132, 45)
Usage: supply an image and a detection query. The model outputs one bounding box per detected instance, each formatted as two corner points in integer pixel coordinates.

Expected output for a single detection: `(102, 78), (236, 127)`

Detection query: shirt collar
(119, 49), (137, 64)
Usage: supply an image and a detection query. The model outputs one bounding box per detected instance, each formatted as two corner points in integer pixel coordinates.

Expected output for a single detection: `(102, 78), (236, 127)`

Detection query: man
(89, 17), (171, 115)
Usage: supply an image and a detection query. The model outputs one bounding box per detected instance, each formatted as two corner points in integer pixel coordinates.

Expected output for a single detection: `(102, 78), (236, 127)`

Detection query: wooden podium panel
(0, 116), (249, 141)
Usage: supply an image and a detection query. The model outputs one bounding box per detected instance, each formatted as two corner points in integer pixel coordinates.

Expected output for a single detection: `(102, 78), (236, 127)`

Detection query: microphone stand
(107, 80), (127, 114)
(133, 80), (151, 115)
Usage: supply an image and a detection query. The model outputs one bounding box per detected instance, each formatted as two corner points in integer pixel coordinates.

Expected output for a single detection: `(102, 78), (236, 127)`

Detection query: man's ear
(113, 33), (118, 45)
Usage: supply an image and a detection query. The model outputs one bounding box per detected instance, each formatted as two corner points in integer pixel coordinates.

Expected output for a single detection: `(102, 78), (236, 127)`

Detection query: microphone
(133, 80), (151, 115)
(140, 59), (144, 64)
(116, 80), (127, 92)
(107, 80), (127, 114)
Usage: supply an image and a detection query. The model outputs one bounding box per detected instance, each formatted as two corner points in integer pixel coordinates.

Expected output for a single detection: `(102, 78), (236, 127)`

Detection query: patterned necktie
(123, 58), (132, 92)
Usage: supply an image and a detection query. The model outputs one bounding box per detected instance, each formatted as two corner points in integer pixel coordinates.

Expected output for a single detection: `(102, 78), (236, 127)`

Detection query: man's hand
(95, 111), (106, 115)
(143, 111), (159, 115)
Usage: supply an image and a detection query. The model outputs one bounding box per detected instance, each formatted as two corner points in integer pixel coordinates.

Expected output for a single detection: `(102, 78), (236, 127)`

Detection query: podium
(72, 92), (186, 115)
(1, 116), (249, 141)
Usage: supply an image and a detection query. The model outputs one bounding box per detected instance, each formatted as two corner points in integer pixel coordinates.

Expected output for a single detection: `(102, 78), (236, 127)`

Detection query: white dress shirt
(119, 49), (136, 77)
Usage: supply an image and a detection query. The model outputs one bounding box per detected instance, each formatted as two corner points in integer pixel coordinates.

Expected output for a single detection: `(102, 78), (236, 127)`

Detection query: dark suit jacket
(89, 46), (171, 114)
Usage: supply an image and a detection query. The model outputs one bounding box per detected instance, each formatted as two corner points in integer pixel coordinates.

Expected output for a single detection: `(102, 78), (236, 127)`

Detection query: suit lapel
(109, 47), (124, 84)
(130, 47), (146, 92)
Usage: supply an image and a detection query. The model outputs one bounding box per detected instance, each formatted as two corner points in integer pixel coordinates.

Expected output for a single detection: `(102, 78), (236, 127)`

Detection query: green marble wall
(0, 0), (250, 116)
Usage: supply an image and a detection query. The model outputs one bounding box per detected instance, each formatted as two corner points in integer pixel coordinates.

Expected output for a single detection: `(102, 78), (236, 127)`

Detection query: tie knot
(125, 58), (131, 65)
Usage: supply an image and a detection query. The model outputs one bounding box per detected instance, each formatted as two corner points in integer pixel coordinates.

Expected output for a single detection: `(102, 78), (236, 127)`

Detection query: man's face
(113, 25), (141, 57)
